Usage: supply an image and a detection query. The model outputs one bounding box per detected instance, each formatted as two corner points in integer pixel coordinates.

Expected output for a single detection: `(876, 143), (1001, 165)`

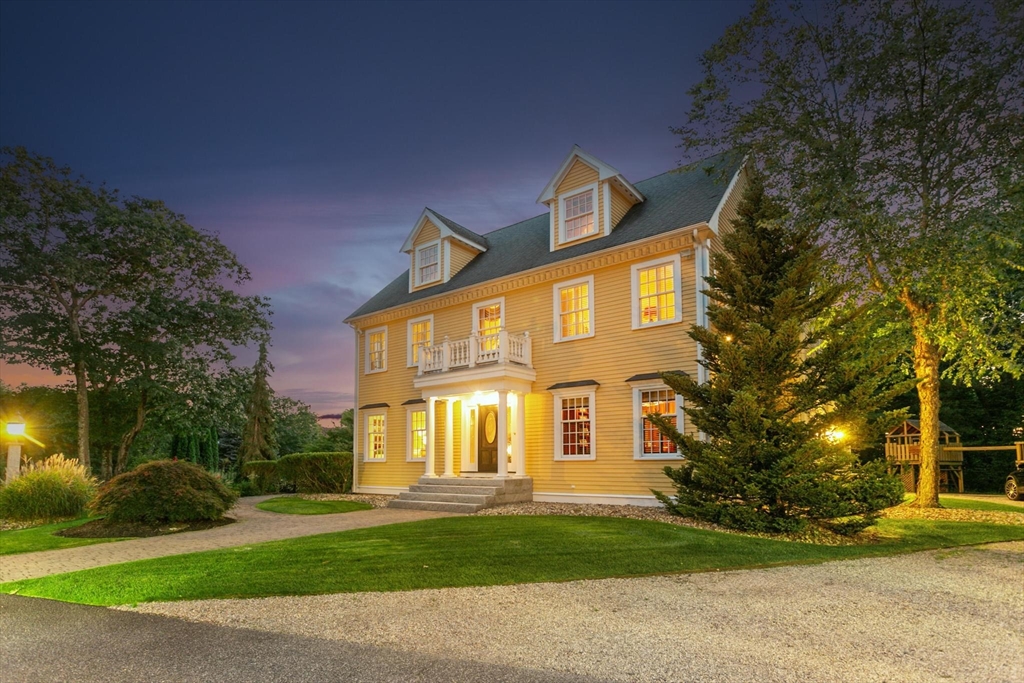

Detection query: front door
(477, 404), (498, 473)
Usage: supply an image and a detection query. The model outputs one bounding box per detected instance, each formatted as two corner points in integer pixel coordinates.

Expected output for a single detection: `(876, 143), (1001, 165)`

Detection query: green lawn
(903, 495), (1024, 514)
(2, 515), (1022, 606)
(255, 497), (373, 515)
(0, 518), (127, 556)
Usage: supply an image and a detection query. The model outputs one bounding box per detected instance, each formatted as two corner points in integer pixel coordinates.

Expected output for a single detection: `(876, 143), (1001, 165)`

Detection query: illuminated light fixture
(723, 335), (733, 343)
(823, 427), (846, 443)
(5, 416), (25, 436)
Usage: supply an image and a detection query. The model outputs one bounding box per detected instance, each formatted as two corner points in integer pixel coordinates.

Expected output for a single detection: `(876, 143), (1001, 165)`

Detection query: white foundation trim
(532, 492), (661, 507)
(354, 485), (407, 496)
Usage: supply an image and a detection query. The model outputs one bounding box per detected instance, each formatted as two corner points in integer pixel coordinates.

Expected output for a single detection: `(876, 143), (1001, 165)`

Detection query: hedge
(240, 460), (281, 495)
(278, 452), (353, 493)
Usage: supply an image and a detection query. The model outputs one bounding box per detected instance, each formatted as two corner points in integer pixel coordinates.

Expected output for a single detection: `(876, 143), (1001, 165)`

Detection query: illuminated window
(473, 298), (503, 354)
(553, 276), (594, 342)
(551, 388), (596, 460)
(417, 242), (440, 285)
(365, 327), (387, 373)
(631, 256), (681, 329)
(407, 315), (433, 367)
(407, 409), (427, 461)
(562, 189), (595, 241)
(366, 412), (386, 461)
(633, 385), (682, 459)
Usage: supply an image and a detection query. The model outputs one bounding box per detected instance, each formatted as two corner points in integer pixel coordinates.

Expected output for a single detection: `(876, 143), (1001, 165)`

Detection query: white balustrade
(417, 328), (533, 375)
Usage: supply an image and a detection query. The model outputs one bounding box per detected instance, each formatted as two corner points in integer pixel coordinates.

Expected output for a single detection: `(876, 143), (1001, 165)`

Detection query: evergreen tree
(238, 343), (276, 468)
(651, 179), (906, 534)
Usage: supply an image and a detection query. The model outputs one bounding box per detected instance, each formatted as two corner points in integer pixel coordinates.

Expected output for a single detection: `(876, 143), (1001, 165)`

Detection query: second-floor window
(562, 189), (595, 241)
(366, 326), (387, 373)
(474, 298), (503, 354)
(631, 255), (682, 329)
(416, 242), (440, 285)
(553, 276), (594, 342)
(408, 315), (432, 367)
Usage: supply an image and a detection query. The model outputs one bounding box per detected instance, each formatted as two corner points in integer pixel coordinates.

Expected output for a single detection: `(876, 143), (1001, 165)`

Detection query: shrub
(0, 454), (97, 522)
(91, 459), (238, 524)
(240, 459), (281, 495)
(277, 452), (352, 493)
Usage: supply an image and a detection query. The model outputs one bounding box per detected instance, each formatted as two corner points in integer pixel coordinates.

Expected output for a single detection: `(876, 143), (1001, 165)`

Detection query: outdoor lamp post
(5, 414), (26, 484)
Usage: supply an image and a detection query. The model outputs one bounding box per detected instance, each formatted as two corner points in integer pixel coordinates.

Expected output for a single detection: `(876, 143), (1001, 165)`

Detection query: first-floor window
(366, 413), (386, 460)
(408, 409), (427, 461)
(552, 390), (596, 460)
(635, 386), (681, 458)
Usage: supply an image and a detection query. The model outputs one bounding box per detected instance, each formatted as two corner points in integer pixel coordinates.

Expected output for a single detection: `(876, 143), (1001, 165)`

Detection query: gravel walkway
(0, 497), (449, 583)
(131, 540), (1024, 683)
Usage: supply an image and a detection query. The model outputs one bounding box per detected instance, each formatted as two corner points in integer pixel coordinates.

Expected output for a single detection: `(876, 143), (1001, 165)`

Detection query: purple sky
(0, 0), (749, 414)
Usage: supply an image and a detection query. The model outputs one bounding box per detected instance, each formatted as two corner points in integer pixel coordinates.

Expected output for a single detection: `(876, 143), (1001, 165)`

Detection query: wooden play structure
(885, 420), (964, 493)
(885, 420), (1024, 493)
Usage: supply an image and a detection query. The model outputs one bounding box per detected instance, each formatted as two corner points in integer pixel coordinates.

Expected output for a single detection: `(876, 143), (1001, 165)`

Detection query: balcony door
(473, 298), (504, 359)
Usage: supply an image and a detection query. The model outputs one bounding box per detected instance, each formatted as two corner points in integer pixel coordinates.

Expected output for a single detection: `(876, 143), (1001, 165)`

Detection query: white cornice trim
(707, 163), (746, 235)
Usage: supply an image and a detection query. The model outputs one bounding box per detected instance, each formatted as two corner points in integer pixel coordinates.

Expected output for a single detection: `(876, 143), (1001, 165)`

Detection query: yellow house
(345, 146), (746, 510)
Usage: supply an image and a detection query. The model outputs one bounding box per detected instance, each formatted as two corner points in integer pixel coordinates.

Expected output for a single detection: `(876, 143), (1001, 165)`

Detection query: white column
(694, 236), (711, 386)
(514, 392), (526, 476)
(5, 443), (22, 484)
(424, 398), (437, 478)
(497, 390), (508, 478)
(444, 399), (454, 477)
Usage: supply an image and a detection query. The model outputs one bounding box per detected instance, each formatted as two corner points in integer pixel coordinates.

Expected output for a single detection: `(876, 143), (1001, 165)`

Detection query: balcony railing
(418, 329), (532, 375)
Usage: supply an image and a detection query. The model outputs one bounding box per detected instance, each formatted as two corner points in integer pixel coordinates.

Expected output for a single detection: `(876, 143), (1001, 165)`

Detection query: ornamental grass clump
(0, 454), (97, 522)
(91, 459), (237, 525)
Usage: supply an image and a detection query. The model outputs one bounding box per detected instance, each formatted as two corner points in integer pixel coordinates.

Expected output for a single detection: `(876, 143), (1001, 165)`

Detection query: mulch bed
(56, 517), (236, 539)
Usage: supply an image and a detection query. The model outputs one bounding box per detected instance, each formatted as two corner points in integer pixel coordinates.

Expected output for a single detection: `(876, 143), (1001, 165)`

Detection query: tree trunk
(74, 359), (91, 469)
(114, 390), (147, 475)
(912, 328), (942, 508)
(101, 447), (113, 481)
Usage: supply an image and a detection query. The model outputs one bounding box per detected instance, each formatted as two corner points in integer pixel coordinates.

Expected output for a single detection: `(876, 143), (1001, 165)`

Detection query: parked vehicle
(1006, 466), (1024, 501)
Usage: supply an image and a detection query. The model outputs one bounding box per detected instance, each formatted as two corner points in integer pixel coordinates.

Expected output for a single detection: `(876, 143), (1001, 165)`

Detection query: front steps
(388, 476), (533, 513)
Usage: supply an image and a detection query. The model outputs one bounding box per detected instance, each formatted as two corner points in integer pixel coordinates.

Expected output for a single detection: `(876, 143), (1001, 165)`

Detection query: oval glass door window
(485, 412), (497, 444)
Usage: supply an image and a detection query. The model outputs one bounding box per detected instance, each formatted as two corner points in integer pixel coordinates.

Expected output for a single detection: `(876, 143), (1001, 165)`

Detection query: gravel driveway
(130, 540), (1024, 683)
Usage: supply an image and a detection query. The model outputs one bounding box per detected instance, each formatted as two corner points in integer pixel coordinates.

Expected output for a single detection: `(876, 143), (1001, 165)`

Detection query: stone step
(408, 484), (501, 495)
(388, 499), (483, 513)
(417, 476), (511, 487)
(399, 491), (494, 505)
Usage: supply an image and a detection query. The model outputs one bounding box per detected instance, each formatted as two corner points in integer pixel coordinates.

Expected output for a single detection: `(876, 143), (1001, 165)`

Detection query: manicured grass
(255, 497), (373, 515)
(903, 495), (1024, 514)
(0, 518), (128, 556)
(2, 515), (1022, 606)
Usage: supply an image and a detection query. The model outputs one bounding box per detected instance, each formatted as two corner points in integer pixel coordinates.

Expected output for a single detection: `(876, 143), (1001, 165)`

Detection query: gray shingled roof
(426, 209), (489, 250)
(346, 154), (741, 321)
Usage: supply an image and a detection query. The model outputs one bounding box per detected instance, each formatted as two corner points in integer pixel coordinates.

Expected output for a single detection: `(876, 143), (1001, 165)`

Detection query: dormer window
(416, 242), (440, 285)
(560, 185), (597, 244)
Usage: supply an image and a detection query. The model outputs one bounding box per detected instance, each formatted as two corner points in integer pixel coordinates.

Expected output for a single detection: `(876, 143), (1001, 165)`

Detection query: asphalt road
(0, 594), (602, 683)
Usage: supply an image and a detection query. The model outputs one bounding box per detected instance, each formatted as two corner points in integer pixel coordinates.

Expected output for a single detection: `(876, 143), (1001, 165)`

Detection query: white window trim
(364, 408), (387, 463)
(406, 314), (434, 368)
(551, 387), (597, 461)
(631, 381), (683, 460)
(472, 296), (505, 336)
(415, 239), (442, 287)
(406, 406), (427, 462)
(552, 275), (595, 343)
(364, 325), (388, 375)
(558, 182), (599, 245)
(630, 254), (683, 330)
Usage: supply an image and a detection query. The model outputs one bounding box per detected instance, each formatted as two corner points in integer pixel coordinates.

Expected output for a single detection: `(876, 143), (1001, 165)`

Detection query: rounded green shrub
(277, 452), (352, 493)
(0, 454), (97, 522)
(91, 459), (238, 524)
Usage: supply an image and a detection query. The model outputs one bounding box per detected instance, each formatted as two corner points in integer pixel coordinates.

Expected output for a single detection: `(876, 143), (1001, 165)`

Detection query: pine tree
(650, 178), (906, 534)
(238, 343), (277, 469)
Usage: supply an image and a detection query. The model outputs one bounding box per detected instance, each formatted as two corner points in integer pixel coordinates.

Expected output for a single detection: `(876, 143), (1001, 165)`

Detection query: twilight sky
(0, 0), (749, 414)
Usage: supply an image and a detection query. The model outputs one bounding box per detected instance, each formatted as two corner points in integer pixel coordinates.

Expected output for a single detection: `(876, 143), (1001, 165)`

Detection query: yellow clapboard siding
(448, 241), (478, 280)
(355, 236), (703, 496)
(609, 184), (633, 230)
(414, 219), (441, 246)
(556, 159), (599, 195)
